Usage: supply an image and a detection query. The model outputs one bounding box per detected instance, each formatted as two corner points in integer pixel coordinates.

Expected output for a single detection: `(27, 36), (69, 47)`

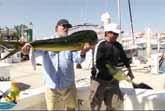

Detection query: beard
(58, 32), (68, 37)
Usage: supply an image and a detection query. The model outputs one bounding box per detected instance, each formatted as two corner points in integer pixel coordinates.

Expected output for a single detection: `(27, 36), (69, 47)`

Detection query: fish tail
(0, 49), (19, 61)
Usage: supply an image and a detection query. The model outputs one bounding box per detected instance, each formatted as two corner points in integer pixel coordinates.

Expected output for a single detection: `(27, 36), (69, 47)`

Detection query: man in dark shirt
(90, 23), (134, 110)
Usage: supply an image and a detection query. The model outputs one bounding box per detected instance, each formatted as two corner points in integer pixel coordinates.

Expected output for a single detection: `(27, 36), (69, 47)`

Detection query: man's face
(56, 24), (70, 37)
(105, 31), (119, 42)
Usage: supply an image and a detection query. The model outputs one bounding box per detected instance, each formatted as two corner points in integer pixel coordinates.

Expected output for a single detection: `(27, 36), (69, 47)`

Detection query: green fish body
(31, 30), (97, 51)
(0, 30), (98, 60)
(106, 64), (131, 82)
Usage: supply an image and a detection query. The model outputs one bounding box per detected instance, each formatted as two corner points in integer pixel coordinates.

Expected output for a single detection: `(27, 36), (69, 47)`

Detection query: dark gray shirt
(96, 40), (130, 81)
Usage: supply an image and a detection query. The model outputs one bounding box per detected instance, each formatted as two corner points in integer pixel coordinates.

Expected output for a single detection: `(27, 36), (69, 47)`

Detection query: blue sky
(0, 0), (165, 38)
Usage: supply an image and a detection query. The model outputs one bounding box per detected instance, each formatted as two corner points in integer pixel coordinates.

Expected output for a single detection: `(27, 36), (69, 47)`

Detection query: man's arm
(118, 43), (134, 80)
(72, 42), (93, 63)
(126, 66), (134, 80)
(96, 42), (106, 70)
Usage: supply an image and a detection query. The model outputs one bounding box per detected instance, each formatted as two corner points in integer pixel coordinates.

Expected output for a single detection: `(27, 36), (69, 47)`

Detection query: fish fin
(0, 49), (18, 60)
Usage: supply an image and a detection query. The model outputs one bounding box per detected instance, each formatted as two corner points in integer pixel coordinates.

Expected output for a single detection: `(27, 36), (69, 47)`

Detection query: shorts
(45, 84), (77, 110)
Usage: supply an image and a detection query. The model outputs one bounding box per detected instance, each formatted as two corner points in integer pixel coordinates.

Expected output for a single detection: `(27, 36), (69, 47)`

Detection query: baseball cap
(56, 19), (72, 28)
(104, 23), (121, 34)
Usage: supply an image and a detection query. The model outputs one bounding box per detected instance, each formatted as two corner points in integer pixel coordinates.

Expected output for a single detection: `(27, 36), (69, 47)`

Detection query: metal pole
(128, 0), (135, 46)
(118, 0), (122, 39)
(146, 27), (151, 65)
(27, 22), (33, 42)
(157, 33), (160, 53)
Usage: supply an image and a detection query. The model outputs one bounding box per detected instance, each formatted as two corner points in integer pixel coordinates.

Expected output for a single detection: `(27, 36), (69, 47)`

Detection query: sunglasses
(105, 31), (119, 36)
(61, 24), (71, 28)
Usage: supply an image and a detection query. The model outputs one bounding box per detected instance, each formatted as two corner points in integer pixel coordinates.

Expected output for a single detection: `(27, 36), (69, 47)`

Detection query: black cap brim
(64, 24), (72, 28)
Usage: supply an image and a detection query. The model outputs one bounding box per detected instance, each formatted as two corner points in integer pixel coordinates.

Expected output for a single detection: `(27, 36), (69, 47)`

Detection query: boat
(11, 86), (165, 110)
(8, 64), (165, 110)
(160, 39), (165, 49)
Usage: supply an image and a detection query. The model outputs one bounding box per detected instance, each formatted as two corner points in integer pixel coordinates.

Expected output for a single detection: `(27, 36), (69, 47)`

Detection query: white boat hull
(12, 86), (165, 110)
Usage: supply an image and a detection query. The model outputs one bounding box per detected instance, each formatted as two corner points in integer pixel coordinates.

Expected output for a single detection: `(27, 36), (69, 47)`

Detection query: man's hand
(21, 43), (32, 55)
(91, 66), (97, 77)
(126, 66), (134, 80)
(80, 42), (94, 56)
(127, 69), (134, 80)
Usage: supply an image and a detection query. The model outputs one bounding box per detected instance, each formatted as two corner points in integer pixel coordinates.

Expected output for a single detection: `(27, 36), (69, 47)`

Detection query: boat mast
(128, 0), (135, 46)
(117, 0), (122, 39)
